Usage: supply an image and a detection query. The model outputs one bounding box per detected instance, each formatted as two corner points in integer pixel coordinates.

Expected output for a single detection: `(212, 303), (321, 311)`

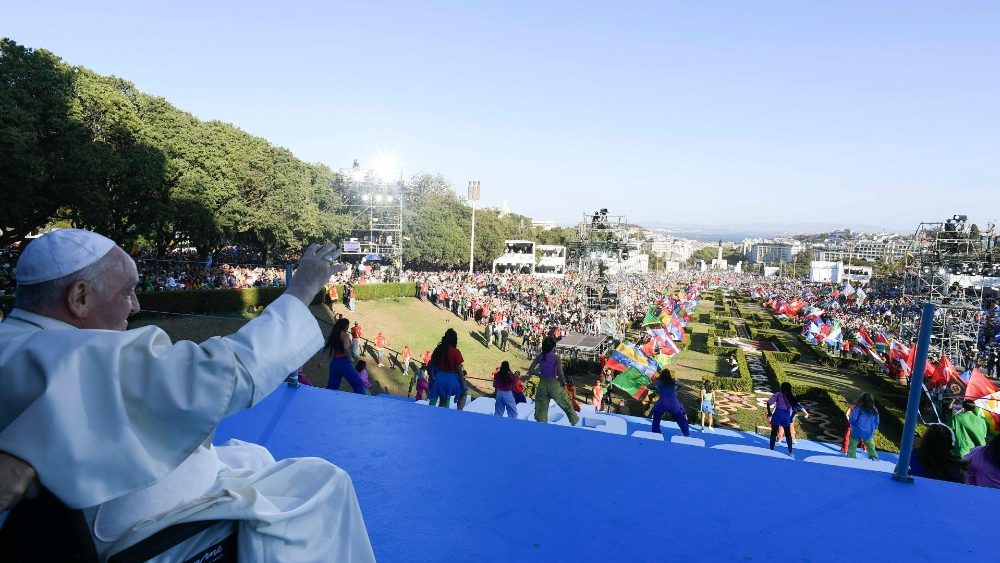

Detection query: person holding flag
(649, 369), (691, 437)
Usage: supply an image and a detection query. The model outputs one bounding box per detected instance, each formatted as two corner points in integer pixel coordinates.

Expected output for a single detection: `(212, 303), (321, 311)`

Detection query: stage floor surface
(216, 386), (995, 562)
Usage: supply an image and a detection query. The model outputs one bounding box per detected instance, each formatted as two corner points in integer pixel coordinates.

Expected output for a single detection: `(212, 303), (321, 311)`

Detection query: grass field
(132, 297), (538, 398)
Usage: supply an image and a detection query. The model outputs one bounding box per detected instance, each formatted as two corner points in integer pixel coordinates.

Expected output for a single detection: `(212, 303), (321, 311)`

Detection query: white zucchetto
(16, 229), (117, 285)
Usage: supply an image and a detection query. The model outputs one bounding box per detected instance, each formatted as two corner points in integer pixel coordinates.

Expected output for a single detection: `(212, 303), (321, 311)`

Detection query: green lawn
(133, 298), (539, 398)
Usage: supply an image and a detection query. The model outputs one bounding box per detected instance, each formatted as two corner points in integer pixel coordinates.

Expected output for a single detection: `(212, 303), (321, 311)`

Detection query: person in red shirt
(421, 349), (432, 367)
(427, 328), (466, 408)
(350, 321), (363, 357)
(375, 331), (388, 367)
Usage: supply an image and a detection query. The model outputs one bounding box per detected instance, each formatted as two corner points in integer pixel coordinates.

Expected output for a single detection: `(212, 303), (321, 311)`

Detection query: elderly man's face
(85, 248), (140, 331)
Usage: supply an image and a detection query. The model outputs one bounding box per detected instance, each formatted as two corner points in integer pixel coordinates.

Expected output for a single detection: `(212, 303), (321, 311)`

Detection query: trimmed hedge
(748, 326), (802, 362)
(767, 351), (798, 364)
(697, 349), (753, 393)
(136, 282), (418, 314)
(137, 287), (286, 314)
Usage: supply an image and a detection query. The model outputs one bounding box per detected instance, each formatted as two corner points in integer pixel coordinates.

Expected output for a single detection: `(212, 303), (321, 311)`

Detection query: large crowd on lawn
(720, 272), (1000, 377)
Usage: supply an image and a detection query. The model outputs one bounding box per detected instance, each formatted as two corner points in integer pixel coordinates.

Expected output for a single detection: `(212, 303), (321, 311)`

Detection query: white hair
(14, 249), (119, 314)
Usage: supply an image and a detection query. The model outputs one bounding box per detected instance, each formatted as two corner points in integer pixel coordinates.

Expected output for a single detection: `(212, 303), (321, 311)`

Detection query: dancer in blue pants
(651, 368), (691, 437)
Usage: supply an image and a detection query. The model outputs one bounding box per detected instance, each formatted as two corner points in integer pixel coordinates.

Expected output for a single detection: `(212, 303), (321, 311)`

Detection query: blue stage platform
(215, 386), (996, 562)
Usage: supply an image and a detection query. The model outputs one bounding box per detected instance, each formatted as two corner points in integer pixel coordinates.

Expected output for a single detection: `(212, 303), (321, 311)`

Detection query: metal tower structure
(340, 163), (404, 268)
(900, 214), (1000, 368)
(570, 210), (636, 337)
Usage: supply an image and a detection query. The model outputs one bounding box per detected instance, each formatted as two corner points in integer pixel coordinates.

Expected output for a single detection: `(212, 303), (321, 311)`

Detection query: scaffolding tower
(570, 210), (636, 337)
(340, 163), (404, 268)
(900, 215), (1000, 368)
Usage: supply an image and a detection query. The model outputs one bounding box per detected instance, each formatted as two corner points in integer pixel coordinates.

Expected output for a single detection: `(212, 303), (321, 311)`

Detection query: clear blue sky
(6, 1), (999, 232)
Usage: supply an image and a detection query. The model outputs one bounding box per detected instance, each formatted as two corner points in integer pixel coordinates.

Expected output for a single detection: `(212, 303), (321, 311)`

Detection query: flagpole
(893, 302), (936, 483)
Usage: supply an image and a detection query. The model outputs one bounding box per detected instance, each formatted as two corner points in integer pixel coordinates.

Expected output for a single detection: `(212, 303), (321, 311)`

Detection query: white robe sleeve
(0, 294), (323, 508)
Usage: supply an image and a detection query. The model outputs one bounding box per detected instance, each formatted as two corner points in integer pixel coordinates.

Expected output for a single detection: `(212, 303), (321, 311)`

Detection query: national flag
(874, 332), (890, 353)
(648, 328), (679, 357)
(654, 353), (671, 368)
(856, 327), (875, 350)
(973, 390), (1000, 435)
(611, 342), (658, 376)
(667, 319), (684, 343)
(823, 322), (843, 345)
(640, 339), (657, 359)
(865, 346), (886, 368)
(641, 311), (663, 327)
(929, 355), (958, 388)
(889, 340), (910, 363)
(965, 369), (998, 402)
(981, 409), (1000, 436)
(856, 288), (867, 303)
(660, 335), (680, 357)
(611, 367), (652, 400)
(842, 282), (855, 297)
(605, 357), (629, 373)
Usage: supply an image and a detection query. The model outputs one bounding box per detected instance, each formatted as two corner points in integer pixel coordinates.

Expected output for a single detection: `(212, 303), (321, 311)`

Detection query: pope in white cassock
(0, 229), (376, 562)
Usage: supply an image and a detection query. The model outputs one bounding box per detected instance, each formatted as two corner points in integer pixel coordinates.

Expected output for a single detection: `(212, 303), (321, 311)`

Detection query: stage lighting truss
(342, 175), (404, 265)
(569, 211), (638, 337)
(900, 216), (1000, 367)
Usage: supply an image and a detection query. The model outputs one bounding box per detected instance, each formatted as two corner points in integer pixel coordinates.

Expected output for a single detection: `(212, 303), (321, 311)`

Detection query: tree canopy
(1, 38), (577, 268)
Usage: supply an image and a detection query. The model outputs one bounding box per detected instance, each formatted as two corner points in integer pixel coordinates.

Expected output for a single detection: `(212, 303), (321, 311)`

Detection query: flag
(874, 332), (890, 353)
(666, 319), (684, 343)
(889, 340), (910, 363)
(611, 342), (658, 376)
(856, 288), (867, 303)
(641, 311), (663, 327)
(865, 346), (886, 368)
(966, 369), (998, 402)
(648, 328), (679, 357)
(973, 390), (1000, 435)
(605, 357), (629, 373)
(640, 339), (657, 359)
(611, 367), (652, 400)
(823, 322), (843, 345)
(842, 282), (855, 297)
(660, 335), (680, 357)
(654, 353), (671, 368)
(929, 355), (958, 388)
(856, 327), (875, 350)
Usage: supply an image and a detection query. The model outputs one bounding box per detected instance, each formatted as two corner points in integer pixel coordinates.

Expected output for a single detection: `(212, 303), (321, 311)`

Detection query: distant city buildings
(810, 235), (914, 263)
(740, 232), (914, 265)
(648, 235), (695, 262)
(740, 237), (801, 264)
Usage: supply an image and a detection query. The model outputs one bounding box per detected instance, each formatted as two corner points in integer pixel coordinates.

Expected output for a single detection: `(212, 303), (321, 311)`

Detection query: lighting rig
(570, 210), (636, 337)
(901, 214), (1000, 369)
